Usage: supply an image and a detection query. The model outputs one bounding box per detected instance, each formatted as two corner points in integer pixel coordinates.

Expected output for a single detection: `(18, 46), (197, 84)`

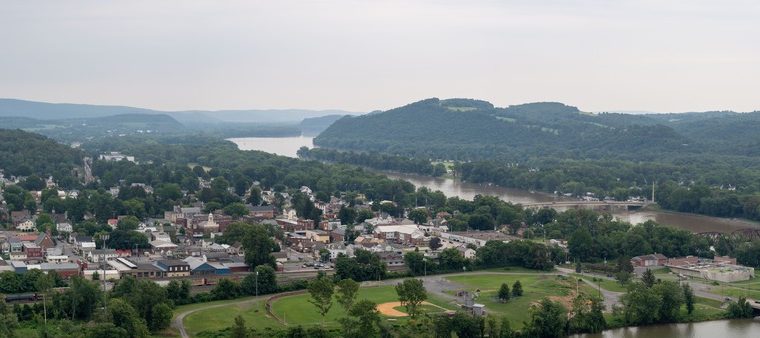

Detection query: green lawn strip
(445, 274), (594, 329)
(184, 298), (279, 336)
(708, 285), (760, 299)
(570, 273), (627, 293)
(478, 266), (555, 274)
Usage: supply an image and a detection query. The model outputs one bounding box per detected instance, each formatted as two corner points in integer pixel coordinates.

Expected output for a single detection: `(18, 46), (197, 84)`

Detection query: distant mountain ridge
(315, 98), (760, 161)
(0, 98), (361, 124)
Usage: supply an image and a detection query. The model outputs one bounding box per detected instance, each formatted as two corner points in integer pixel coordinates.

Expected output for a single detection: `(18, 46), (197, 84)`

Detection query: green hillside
(315, 98), (691, 161)
(0, 129), (84, 187)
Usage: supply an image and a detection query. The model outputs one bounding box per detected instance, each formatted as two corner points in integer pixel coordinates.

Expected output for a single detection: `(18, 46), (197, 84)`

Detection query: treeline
(298, 147), (446, 177)
(0, 129), (83, 188)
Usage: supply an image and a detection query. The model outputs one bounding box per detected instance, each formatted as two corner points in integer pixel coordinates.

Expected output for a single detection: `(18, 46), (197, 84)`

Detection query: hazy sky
(2, 0), (759, 113)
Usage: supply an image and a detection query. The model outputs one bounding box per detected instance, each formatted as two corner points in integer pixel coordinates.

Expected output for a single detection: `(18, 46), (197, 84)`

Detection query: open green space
(270, 286), (455, 327)
(571, 273), (628, 293)
(184, 298), (277, 336)
(445, 273), (597, 329)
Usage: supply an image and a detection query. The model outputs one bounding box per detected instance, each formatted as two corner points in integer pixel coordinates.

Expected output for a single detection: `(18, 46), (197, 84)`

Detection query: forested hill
(0, 129), (84, 187)
(315, 98), (694, 161)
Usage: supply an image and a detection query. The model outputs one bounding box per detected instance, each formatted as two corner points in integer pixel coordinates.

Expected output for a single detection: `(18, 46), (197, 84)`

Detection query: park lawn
(480, 266), (556, 274)
(708, 284), (760, 300)
(445, 274), (596, 329)
(571, 273), (627, 293)
(184, 298), (280, 336)
(392, 304), (448, 315)
(270, 285), (455, 328)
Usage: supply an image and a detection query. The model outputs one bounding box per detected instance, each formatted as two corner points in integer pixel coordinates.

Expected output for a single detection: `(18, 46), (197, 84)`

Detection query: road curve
(172, 296), (267, 338)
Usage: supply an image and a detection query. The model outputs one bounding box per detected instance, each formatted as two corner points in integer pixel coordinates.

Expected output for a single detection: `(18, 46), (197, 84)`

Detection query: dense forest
(313, 98), (760, 221)
(0, 129), (83, 188)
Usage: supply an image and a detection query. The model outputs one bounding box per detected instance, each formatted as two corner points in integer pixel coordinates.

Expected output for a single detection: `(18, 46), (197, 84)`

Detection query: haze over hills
(0, 98), (361, 142)
(0, 98), (361, 124)
(315, 98), (760, 161)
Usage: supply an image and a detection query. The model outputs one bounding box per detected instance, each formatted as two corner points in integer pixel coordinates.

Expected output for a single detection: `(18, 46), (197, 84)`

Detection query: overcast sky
(1, 0), (759, 113)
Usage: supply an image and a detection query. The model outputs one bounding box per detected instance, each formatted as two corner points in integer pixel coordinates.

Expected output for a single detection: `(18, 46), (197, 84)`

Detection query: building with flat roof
(666, 256), (754, 282)
(440, 231), (511, 248)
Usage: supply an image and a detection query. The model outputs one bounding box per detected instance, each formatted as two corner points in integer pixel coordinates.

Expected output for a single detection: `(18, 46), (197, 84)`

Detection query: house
(272, 251), (288, 264)
(40, 262), (80, 278)
(56, 222), (73, 233)
(440, 231), (511, 248)
(35, 232), (56, 251)
(305, 230), (330, 243)
(330, 228), (347, 243)
(630, 253), (668, 267)
(377, 251), (405, 267)
(22, 242), (43, 260)
(246, 205), (276, 219)
(374, 224), (426, 245)
(16, 219), (36, 232)
(74, 236), (97, 255)
(154, 260), (191, 277)
(185, 256), (219, 276)
(89, 249), (118, 263)
(456, 246), (477, 260)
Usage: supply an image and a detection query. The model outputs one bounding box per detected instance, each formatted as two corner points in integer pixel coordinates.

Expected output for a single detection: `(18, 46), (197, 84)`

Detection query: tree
(166, 280), (191, 305)
(0, 297), (18, 338)
(335, 279), (359, 312)
(307, 275), (334, 323)
(242, 224), (276, 268)
(641, 269), (656, 288)
(498, 283), (510, 303)
(241, 265), (277, 296)
(355, 208), (374, 224)
(499, 317), (514, 338)
(615, 271), (632, 285)
(652, 281), (684, 323)
(117, 215), (141, 231)
(247, 187), (262, 206)
(342, 299), (381, 338)
(86, 323), (129, 338)
(149, 303), (172, 332)
(338, 206), (357, 226)
(683, 283), (695, 315)
(404, 251), (426, 276)
(224, 202), (249, 218)
(621, 282), (662, 325)
(408, 208), (428, 225)
(568, 295), (606, 334)
(429, 237), (442, 250)
(231, 315), (248, 338)
(211, 279), (240, 300)
(727, 297), (754, 318)
(511, 280), (523, 297)
(108, 298), (149, 338)
(617, 256), (634, 273)
(568, 228), (594, 262)
(395, 279), (427, 318)
(523, 298), (567, 338)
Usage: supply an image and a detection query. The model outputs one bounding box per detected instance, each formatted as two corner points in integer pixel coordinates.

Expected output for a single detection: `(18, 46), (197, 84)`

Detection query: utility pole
(255, 270), (259, 297)
(652, 181), (656, 203)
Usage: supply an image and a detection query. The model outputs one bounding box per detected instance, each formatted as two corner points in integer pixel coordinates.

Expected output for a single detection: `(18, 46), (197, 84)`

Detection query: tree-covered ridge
(0, 129), (83, 187)
(315, 98), (692, 161)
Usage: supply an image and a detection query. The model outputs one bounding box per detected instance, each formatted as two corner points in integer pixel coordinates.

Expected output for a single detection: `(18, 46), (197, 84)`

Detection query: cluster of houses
(1, 169), (524, 288)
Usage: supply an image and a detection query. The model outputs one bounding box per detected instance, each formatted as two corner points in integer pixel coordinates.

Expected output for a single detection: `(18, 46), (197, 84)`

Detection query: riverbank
(229, 136), (760, 234)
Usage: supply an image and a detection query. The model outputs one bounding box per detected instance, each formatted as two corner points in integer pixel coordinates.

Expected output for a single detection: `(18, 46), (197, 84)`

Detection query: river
(230, 136), (760, 234)
(571, 319), (760, 338)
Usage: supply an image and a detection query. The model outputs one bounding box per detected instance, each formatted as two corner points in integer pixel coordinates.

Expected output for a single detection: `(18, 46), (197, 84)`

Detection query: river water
(571, 319), (760, 338)
(230, 136), (760, 234)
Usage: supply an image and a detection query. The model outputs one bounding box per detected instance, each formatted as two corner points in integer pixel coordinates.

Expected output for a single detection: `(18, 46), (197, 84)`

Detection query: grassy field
(181, 285), (457, 336)
(270, 286), (455, 327)
(445, 273), (597, 328)
(571, 273), (628, 292)
(183, 298), (278, 335)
